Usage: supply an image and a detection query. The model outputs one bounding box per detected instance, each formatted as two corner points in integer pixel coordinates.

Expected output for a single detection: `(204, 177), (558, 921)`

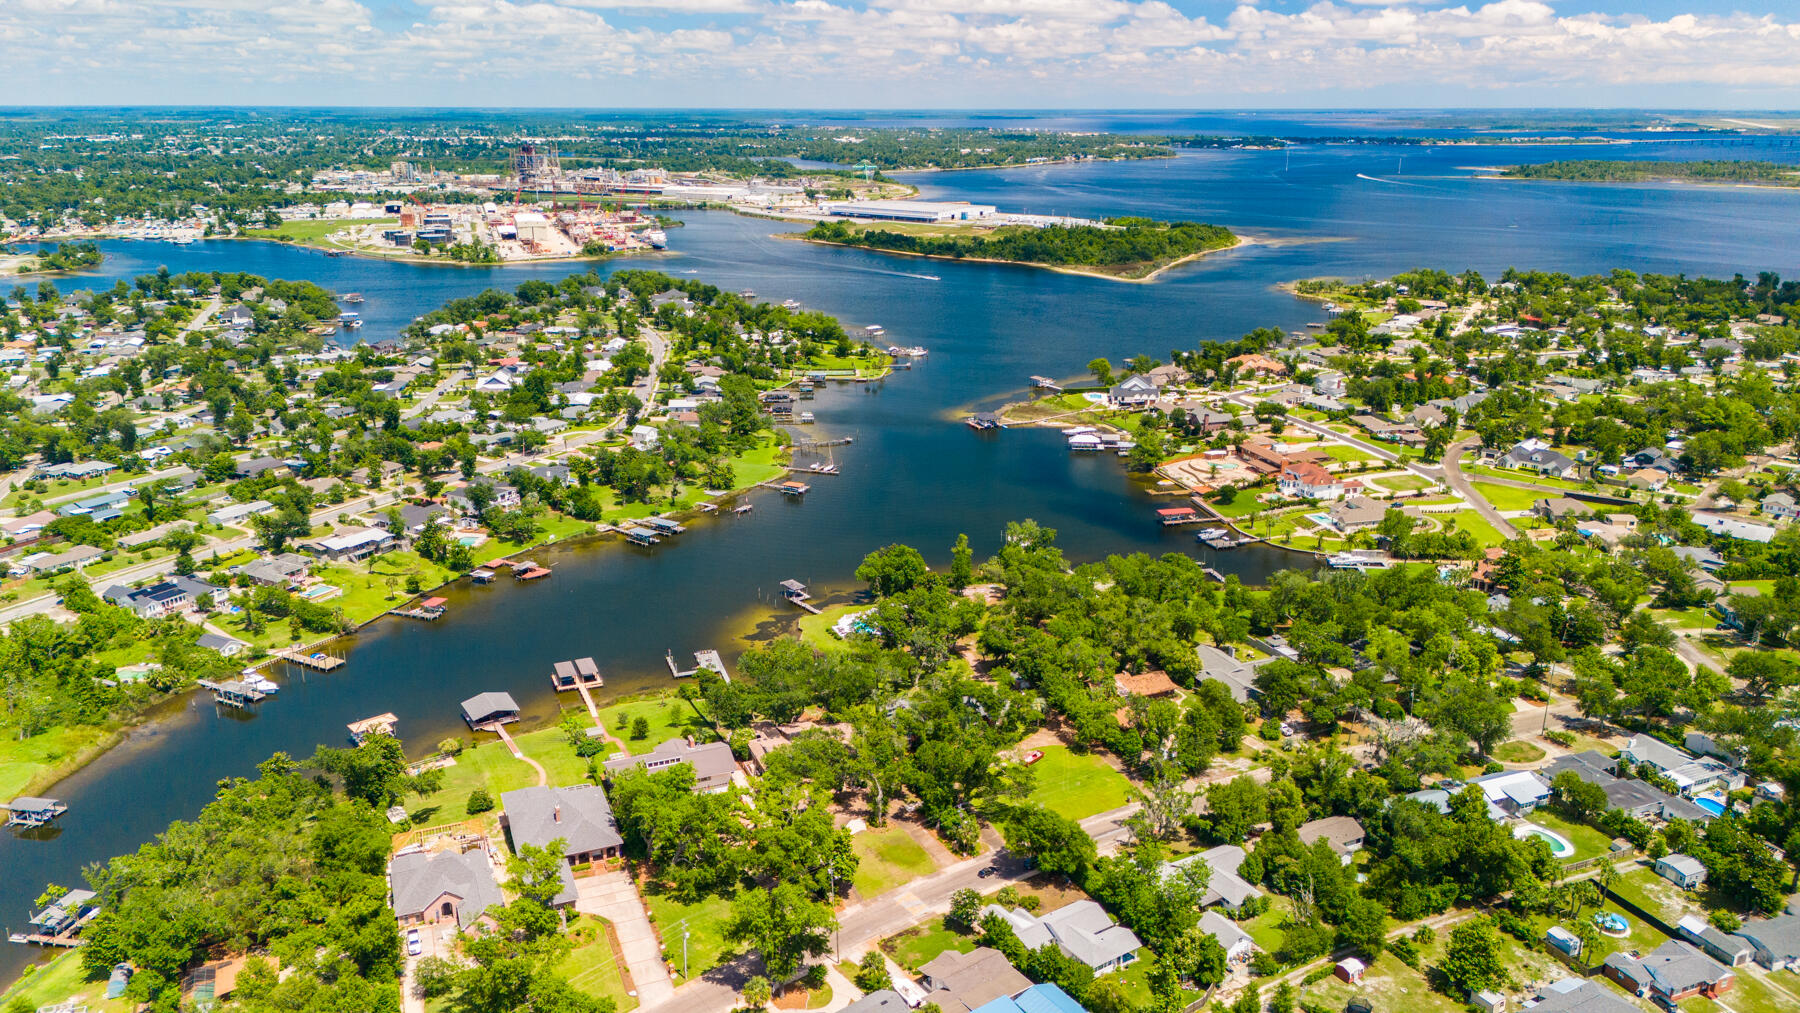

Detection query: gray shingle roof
(390, 849), (505, 929)
(1734, 912), (1800, 965)
(501, 784), (623, 860)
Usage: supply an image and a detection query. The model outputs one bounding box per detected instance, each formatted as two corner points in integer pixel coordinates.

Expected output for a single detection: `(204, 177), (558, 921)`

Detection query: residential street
(1442, 439), (1520, 540)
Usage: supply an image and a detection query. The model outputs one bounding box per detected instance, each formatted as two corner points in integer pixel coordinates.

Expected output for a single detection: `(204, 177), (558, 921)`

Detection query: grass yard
(1298, 951), (1471, 1013)
(1444, 510), (1509, 546)
(1317, 444), (1379, 463)
(1524, 809), (1615, 863)
(1607, 864), (1695, 926)
(593, 693), (718, 756)
(408, 726), (591, 825)
(850, 824), (939, 899)
(0, 724), (118, 801)
(1492, 739), (1546, 763)
(1107, 952), (1202, 1010)
(315, 550), (464, 623)
(1372, 473), (1433, 492)
(1657, 606), (1720, 630)
(796, 601), (868, 648)
(1204, 488), (1278, 519)
(1239, 896), (1294, 955)
(1469, 481), (1542, 512)
(1467, 464), (1593, 492)
(243, 218), (400, 244)
(554, 914), (639, 1011)
(580, 437), (787, 524)
(1025, 746), (1135, 820)
(881, 917), (976, 972)
(2, 473), (122, 509)
(0, 949), (132, 1013)
(644, 889), (735, 980)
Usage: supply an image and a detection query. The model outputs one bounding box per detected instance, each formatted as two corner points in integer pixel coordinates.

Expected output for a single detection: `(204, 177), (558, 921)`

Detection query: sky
(5, 0), (1800, 109)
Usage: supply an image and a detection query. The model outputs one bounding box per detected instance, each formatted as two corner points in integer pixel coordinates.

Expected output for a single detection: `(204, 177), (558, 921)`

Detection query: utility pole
(683, 930), (690, 981)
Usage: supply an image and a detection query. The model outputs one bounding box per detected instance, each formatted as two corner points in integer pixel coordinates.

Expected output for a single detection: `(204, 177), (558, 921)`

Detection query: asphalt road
(1442, 439), (1521, 540)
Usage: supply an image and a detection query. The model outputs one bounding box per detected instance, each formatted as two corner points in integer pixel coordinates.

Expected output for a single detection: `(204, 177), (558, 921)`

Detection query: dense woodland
(1502, 160), (1800, 185)
(804, 219), (1237, 271)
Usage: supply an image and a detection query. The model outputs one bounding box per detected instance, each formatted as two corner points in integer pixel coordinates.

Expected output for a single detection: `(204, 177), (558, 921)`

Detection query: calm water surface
(5, 138), (1799, 981)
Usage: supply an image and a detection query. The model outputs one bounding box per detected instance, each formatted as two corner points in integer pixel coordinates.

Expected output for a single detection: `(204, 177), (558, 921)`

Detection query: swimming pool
(1695, 796), (1727, 817)
(1513, 822), (1576, 859)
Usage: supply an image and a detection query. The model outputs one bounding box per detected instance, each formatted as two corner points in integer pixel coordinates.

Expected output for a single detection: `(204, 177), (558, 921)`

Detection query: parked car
(1279, 722), (1295, 737)
(406, 928), (422, 956)
(977, 867), (998, 879)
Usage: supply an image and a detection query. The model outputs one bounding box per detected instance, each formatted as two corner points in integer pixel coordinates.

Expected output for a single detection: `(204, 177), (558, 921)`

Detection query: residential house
(977, 900), (1142, 975)
(232, 455), (290, 479)
(601, 737), (739, 794)
(1108, 374), (1161, 407)
(1327, 495), (1389, 534)
(1226, 353), (1286, 378)
(103, 576), (223, 618)
(1534, 497), (1589, 524)
(1622, 735), (1745, 796)
(1762, 492), (1799, 522)
(1469, 769), (1551, 816)
(1692, 512), (1777, 543)
(1542, 750), (1708, 823)
(967, 985), (1088, 1013)
(301, 527), (393, 563)
(1353, 415), (1423, 444)
(1627, 448), (1680, 474)
(207, 500), (275, 526)
(1676, 915), (1753, 967)
(1502, 441), (1576, 479)
(238, 552), (312, 587)
(1655, 854), (1708, 890)
(1196, 644), (1267, 703)
(1278, 461), (1344, 501)
(1602, 939), (1734, 1003)
(918, 947), (1035, 1013)
(500, 785), (624, 866)
(842, 991), (909, 1013)
(389, 848), (505, 931)
(197, 632), (248, 657)
(1627, 468), (1669, 492)
(1163, 844), (1263, 913)
(1198, 910), (1256, 966)
(1731, 911), (1800, 971)
(1525, 978), (1640, 1013)
(14, 545), (105, 575)
(1298, 816), (1365, 862)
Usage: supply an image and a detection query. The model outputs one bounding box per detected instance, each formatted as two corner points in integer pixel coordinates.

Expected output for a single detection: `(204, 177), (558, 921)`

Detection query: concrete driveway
(574, 870), (675, 1007)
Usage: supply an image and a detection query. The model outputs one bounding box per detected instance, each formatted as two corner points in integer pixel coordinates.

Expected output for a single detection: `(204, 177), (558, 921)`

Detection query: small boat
(324, 250), (345, 257)
(887, 345), (928, 357)
(782, 299), (800, 308)
(1197, 528), (1229, 540)
(339, 312), (363, 329)
(865, 324), (885, 336)
(343, 293), (364, 304)
(798, 411), (815, 423)
(740, 290), (756, 299)
(168, 236), (193, 245)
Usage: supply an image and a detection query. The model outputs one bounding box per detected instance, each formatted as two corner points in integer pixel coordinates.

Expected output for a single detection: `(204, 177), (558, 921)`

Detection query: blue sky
(5, 1), (1798, 108)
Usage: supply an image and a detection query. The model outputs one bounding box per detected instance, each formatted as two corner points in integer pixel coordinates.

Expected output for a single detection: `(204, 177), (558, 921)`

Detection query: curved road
(1442, 439), (1520, 540)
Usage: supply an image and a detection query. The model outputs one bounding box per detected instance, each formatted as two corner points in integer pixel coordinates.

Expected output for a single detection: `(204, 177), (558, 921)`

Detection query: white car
(1279, 722), (1295, 737)
(406, 928), (422, 956)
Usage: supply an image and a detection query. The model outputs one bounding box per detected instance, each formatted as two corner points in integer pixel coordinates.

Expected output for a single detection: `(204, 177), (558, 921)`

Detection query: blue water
(6, 135), (1800, 986)
(1696, 796), (1727, 817)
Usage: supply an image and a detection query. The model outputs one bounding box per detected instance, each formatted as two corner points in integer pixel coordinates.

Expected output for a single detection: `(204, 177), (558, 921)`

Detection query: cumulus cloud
(2, 0), (1799, 102)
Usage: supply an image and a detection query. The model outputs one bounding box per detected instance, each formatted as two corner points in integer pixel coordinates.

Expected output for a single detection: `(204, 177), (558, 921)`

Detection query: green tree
(950, 533), (973, 589)
(1088, 358), (1114, 386)
(724, 882), (836, 980)
(1440, 917), (1510, 996)
(855, 543), (930, 597)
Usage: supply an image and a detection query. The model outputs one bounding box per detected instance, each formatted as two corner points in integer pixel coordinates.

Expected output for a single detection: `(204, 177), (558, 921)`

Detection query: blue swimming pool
(1696, 796), (1727, 817)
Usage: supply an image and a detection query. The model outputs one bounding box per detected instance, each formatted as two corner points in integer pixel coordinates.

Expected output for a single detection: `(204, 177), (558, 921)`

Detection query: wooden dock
(779, 579), (821, 614)
(7, 930), (84, 947)
(196, 678), (266, 708)
(391, 596), (447, 620)
(514, 561), (551, 581)
(666, 649), (732, 682)
(277, 650), (346, 671)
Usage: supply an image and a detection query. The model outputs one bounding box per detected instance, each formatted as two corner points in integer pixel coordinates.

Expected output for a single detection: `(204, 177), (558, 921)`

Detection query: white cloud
(2, 0), (1799, 103)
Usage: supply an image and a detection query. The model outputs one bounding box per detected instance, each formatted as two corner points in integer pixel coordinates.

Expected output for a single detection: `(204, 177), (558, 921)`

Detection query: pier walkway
(493, 725), (547, 787)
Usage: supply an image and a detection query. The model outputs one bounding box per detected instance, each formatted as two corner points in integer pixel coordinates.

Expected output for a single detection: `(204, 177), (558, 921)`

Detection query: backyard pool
(1695, 795), (1727, 817)
(1513, 822), (1577, 859)
(1595, 912), (1630, 938)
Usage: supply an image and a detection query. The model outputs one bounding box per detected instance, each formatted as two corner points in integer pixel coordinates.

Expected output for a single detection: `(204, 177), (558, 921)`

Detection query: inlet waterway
(6, 134), (1800, 984)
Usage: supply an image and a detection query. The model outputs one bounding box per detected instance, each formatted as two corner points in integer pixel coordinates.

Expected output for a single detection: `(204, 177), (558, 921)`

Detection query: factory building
(825, 200), (997, 223)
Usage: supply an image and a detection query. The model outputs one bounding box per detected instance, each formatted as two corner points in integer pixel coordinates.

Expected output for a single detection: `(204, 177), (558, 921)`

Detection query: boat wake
(1355, 173), (1425, 187)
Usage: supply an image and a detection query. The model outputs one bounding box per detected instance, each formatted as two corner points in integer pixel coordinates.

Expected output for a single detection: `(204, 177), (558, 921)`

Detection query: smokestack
(552, 805), (561, 823)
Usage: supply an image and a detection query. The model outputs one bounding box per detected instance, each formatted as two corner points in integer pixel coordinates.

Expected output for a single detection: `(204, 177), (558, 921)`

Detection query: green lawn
(1025, 746), (1135, 820)
(1298, 950), (1471, 1013)
(593, 694), (718, 756)
(0, 724), (117, 801)
(2, 473), (124, 509)
(314, 550), (464, 624)
(1523, 809), (1615, 863)
(0, 949), (131, 1013)
(554, 914), (639, 1011)
(1240, 896), (1293, 955)
(243, 217), (400, 244)
(1492, 740), (1546, 763)
(1467, 463), (1593, 492)
(796, 601), (867, 648)
(1372, 473), (1433, 492)
(408, 726), (591, 825)
(1469, 481), (1541, 511)
(578, 436), (787, 524)
(1658, 606), (1720, 630)
(881, 917), (976, 972)
(644, 889), (735, 980)
(1107, 952), (1202, 1010)
(851, 825), (939, 899)
(1607, 864), (1693, 925)
(1444, 510), (1509, 546)
(1318, 444), (1379, 463)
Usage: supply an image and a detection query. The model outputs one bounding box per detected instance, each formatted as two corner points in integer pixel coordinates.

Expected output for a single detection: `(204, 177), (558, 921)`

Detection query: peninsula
(1494, 159), (1800, 187)
(800, 217), (1240, 281)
